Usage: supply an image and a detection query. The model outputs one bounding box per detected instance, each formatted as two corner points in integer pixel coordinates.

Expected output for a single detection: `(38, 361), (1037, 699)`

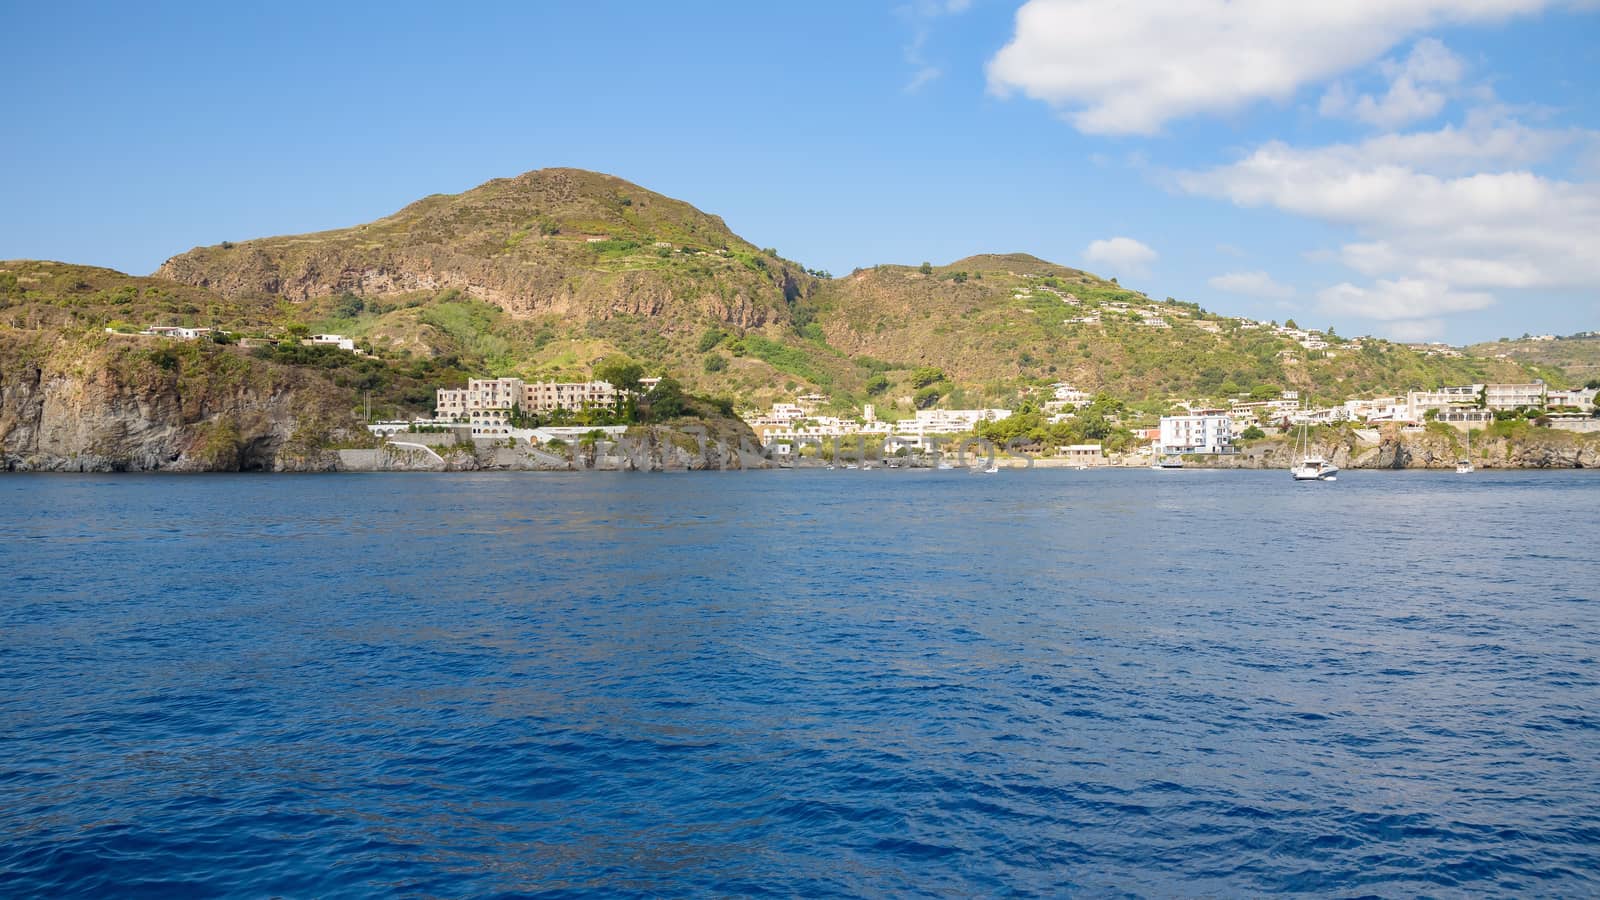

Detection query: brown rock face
(0, 333), (360, 472)
(154, 168), (810, 332)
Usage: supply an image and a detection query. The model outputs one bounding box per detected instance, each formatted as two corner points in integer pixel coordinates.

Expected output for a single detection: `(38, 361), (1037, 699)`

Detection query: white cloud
(1320, 38), (1465, 127)
(1318, 278), (1495, 320)
(1209, 271), (1296, 299)
(1179, 107), (1600, 336)
(1178, 127), (1600, 293)
(1383, 318), (1450, 341)
(986, 0), (1569, 134)
(1083, 237), (1157, 275)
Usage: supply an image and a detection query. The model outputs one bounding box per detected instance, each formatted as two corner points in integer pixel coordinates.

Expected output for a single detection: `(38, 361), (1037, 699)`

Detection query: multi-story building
(435, 377), (526, 419)
(521, 380), (618, 413)
(1159, 414), (1233, 454)
(1405, 385), (1481, 422)
(898, 409), (1012, 435)
(435, 377), (621, 420)
(1484, 382), (1546, 410)
(1548, 387), (1599, 409)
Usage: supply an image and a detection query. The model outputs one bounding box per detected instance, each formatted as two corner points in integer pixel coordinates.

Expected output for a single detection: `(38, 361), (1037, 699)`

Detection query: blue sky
(3, 0), (1596, 344)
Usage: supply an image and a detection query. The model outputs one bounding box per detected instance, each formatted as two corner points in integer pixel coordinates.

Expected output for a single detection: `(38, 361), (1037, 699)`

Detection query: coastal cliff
(341, 421), (768, 473)
(0, 331), (363, 472)
(1202, 424), (1600, 470)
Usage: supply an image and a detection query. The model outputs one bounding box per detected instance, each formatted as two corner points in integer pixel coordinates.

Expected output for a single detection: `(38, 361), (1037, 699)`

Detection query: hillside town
(740, 379), (1600, 465)
(118, 317), (1600, 467)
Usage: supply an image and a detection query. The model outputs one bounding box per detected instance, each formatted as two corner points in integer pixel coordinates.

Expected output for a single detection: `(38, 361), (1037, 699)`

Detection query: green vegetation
(0, 170), (1564, 431)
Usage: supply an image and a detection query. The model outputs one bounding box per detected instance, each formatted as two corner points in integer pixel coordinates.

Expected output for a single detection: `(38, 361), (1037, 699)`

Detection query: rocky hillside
(0, 259), (768, 471)
(4, 167), (1576, 437)
(0, 328), (364, 472)
(157, 168), (815, 332)
(805, 254), (1537, 407)
(1464, 333), (1600, 385)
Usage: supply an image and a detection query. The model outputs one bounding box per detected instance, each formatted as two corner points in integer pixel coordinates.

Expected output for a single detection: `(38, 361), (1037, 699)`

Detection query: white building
(1160, 414), (1233, 454)
(1060, 444), (1106, 466)
(1548, 387), (1599, 409)
(1485, 382), (1546, 410)
(521, 380), (619, 413)
(1343, 397), (1408, 423)
(435, 377), (621, 420)
(1050, 383), (1092, 406)
(140, 325), (217, 340)
(308, 333), (357, 351)
(901, 408), (1011, 435)
(1405, 385), (1481, 421)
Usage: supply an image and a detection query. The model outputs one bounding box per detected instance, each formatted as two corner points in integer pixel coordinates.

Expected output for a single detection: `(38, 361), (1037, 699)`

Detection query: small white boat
(1291, 458), (1339, 481)
(1291, 425), (1339, 482)
(983, 465), (1000, 474)
(1456, 430), (1474, 474)
(1151, 454), (1184, 470)
(936, 462), (954, 470)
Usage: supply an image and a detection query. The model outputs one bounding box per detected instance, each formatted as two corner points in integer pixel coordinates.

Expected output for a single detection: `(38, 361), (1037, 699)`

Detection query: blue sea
(2, 469), (1597, 897)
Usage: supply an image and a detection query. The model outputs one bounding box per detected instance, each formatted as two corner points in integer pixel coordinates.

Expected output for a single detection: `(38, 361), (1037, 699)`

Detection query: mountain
(157, 168), (814, 331)
(141, 168), (1553, 414)
(2, 166), (1579, 471)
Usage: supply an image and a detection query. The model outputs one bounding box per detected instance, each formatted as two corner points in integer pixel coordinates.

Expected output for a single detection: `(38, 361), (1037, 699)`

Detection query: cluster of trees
(970, 396), (1137, 452)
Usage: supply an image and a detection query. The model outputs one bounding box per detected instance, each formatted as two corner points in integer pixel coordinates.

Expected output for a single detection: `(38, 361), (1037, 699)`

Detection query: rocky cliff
(340, 422), (769, 473)
(0, 331), (365, 472)
(1209, 425), (1600, 470)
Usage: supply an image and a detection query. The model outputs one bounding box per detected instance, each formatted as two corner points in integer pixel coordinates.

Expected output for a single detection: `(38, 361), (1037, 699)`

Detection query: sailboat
(1290, 424), (1339, 482)
(1456, 429), (1474, 474)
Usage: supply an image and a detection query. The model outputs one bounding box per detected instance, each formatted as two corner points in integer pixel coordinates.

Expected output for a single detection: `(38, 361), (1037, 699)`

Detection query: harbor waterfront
(3, 469), (1597, 896)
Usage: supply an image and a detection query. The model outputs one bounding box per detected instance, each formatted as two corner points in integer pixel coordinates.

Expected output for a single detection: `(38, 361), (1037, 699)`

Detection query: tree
(865, 373), (890, 396)
(910, 366), (946, 389)
(594, 356), (645, 392)
(644, 376), (686, 420)
(919, 261), (933, 275)
(333, 293), (365, 319)
(1285, 318), (1299, 329)
(703, 353), (727, 373)
(1241, 425), (1266, 440)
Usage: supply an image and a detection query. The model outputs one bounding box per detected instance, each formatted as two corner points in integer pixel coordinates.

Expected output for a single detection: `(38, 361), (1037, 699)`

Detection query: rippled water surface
(2, 469), (1598, 896)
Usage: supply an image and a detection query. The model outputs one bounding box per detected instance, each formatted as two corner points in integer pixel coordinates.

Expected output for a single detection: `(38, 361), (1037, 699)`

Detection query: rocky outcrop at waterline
(0, 331), (362, 472)
(0, 330), (770, 474)
(1198, 424), (1600, 470)
(338, 423), (770, 473)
